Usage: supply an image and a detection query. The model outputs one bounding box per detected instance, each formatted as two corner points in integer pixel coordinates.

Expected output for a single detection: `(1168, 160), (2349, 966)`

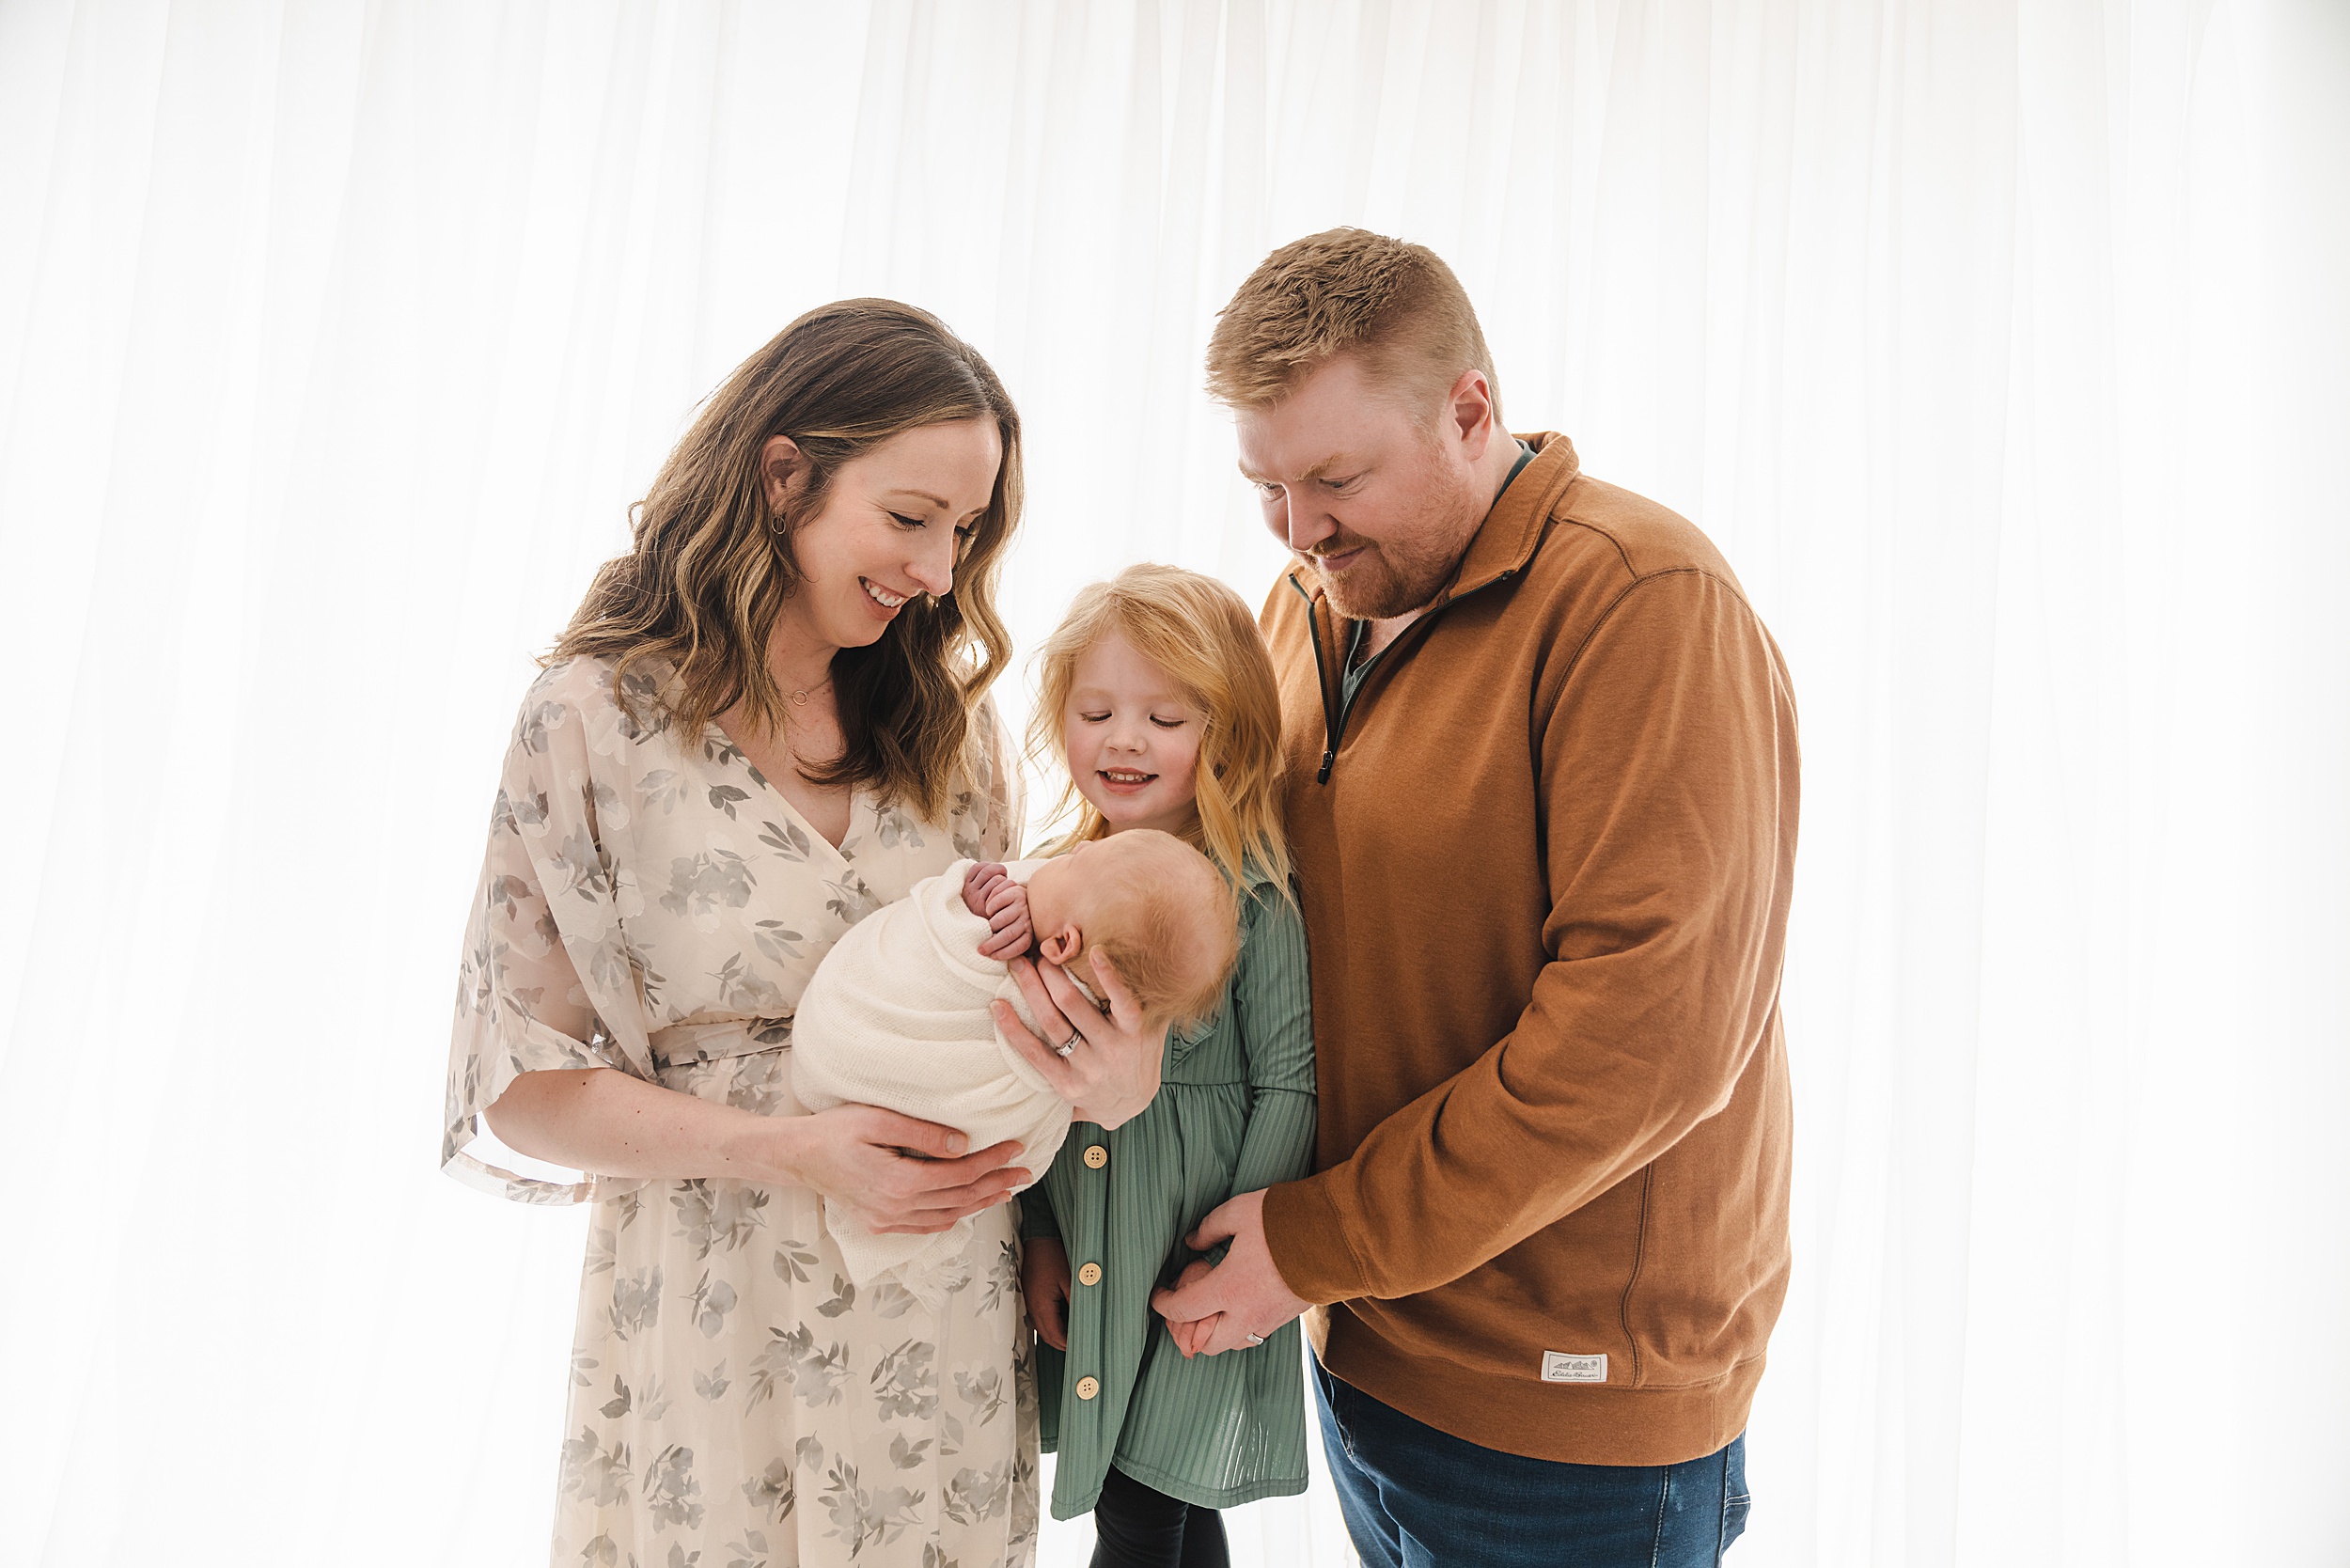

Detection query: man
(1151, 228), (1798, 1566)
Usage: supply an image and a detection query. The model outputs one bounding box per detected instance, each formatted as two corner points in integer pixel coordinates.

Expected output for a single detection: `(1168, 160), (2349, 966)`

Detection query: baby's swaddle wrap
(791, 859), (1072, 1301)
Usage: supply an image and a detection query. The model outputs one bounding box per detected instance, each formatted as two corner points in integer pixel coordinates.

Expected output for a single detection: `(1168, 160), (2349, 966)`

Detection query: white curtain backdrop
(3, 2), (2344, 1565)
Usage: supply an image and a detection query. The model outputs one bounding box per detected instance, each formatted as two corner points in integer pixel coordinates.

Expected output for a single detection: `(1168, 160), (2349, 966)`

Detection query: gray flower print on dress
(609, 1266), (663, 1341)
(687, 1274), (740, 1339)
(728, 1527), (778, 1568)
(641, 769), (687, 814)
(870, 1339), (940, 1421)
(742, 1457), (795, 1524)
(818, 1461), (923, 1558)
(561, 1427), (634, 1507)
(943, 1462), (1012, 1526)
(671, 1181), (770, 1260)
(760, 818), (815, 862)
(642, 1443), (706, 1529)
(823, 874), (883, 927)
(662, 850), (756, 929)
(745, 1324), (851, 1414)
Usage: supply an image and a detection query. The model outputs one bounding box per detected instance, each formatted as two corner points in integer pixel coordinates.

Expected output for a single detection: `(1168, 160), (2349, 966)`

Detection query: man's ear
(1038, 923), (1084, 965)
(1446, 368), (1499, 456)
(760, 434), (810, 517)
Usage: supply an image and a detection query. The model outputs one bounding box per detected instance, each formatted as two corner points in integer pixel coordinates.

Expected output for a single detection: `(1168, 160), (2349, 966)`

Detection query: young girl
(1018, 564), (1314, 1568)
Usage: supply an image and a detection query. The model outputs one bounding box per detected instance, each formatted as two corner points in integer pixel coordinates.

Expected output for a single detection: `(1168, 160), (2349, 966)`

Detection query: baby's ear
(1038, 923), (1083, 965)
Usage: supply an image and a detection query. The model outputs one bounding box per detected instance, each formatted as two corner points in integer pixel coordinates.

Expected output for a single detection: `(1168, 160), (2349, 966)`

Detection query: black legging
(1090, 1465), (1230, 1568)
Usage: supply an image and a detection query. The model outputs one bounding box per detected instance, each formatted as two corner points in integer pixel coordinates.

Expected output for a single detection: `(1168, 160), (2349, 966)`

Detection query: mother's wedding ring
(1053, 1034), (1077, 1058)
(1245, 1332), (1266, 1346)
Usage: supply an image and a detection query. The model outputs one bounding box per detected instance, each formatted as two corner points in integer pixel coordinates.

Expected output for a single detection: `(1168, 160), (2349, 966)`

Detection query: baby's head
(1022, 829), (1242, 1031)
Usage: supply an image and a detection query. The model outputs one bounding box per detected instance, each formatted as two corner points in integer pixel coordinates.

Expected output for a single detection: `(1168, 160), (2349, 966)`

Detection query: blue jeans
(1313, 1360), (1750, 1567)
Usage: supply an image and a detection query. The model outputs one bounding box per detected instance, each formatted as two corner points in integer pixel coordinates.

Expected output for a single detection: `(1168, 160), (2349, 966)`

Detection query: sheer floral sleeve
(442, 665), (656, 1205)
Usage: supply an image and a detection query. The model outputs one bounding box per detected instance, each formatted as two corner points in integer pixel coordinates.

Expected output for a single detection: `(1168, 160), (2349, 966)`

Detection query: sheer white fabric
(1, 3), (2343, 1566)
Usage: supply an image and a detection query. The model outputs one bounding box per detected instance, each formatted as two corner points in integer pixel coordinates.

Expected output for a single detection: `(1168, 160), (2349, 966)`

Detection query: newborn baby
(792, 828), (1241, 1299)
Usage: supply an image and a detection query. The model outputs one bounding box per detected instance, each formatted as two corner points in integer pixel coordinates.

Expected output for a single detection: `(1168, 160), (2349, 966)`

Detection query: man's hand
(1021, 1235), (1073, 1351)
(1148, 1189), (1310, 1356)
(963, 861), (1033, 959)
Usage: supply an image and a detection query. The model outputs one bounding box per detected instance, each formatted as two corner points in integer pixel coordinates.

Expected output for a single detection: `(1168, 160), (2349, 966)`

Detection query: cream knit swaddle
(791, 859), (1073, 1300)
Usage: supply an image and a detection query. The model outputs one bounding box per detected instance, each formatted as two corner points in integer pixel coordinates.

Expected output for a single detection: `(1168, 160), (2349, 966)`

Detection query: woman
(441, 300), (1165, 1568)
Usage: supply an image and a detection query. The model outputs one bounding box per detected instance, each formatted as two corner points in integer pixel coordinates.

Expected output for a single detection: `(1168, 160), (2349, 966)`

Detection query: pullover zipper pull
(1290, 572), (1343, 787)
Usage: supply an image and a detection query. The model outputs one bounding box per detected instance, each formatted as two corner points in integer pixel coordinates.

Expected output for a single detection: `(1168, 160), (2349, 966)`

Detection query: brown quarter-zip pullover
(1258, 433), (1799, 1466)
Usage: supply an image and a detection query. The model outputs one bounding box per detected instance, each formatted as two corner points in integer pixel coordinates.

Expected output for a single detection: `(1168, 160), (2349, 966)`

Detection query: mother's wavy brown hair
(551, 299), (1021, 821)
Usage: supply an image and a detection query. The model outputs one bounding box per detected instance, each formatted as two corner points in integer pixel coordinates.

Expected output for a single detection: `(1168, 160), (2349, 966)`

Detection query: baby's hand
(964, 862), (1033, 960)
(962, 861), (1007, 917)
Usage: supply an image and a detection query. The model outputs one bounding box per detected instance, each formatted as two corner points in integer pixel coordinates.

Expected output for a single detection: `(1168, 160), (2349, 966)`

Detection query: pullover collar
(1437, 431), (1581, 605)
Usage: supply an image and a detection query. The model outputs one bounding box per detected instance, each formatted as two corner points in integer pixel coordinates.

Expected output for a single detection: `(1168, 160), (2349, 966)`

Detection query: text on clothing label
(1541, 1352), (1608, 1384)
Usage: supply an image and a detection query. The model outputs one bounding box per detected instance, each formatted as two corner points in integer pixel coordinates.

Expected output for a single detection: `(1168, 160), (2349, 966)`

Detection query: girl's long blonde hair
(1027, 564), (1290, 890)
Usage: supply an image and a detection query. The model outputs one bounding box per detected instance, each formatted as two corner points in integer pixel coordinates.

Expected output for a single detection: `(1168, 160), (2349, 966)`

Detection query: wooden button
(1077, 1262), (1103, 1286)
(1075, 1375), (1101, 1401)
(1083, 1144), (1108, 1169)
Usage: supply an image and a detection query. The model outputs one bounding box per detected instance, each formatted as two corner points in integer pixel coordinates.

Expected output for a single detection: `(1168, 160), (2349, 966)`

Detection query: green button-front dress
(1020, 869), (1317, 1520)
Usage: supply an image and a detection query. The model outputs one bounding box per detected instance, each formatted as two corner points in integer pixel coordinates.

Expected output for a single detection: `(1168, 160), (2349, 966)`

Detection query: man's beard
(1304, 490), (1485, 620)
(1306, 542), (1448, 619)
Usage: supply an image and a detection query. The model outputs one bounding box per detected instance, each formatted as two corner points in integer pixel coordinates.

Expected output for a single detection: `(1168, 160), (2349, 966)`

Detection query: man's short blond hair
(1204, 227), (1500, 422)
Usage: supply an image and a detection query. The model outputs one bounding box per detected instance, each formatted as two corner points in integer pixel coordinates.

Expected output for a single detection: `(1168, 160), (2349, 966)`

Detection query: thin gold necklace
(788, 677), (834, 708)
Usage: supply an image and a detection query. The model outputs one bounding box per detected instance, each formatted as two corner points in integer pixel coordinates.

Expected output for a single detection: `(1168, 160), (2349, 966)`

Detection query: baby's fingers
(961, 862), (1008, 917)
(977, 919), (1029, 959)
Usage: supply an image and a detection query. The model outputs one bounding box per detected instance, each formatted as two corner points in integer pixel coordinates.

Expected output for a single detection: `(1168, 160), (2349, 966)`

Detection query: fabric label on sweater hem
(1541, 1351), (1608, 1384)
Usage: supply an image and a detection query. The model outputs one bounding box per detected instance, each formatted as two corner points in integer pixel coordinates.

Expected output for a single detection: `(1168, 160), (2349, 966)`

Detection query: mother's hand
(783, 1103), (1028, 1235)
(994, 952), (1166, 1129)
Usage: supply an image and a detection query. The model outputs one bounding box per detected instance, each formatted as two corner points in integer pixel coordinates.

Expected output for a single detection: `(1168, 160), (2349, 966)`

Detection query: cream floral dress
(443, 655), (1038, 1568)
